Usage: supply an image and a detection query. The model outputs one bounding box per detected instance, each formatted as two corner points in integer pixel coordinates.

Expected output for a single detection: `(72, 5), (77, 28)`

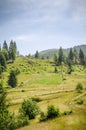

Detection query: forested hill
(39, 45), (86, 58)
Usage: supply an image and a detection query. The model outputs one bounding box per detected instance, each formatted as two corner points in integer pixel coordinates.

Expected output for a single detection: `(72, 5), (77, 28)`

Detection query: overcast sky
(0, 0), (86, 55)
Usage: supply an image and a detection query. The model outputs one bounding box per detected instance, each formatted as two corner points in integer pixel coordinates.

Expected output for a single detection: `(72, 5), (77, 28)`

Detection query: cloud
(68, 0), (86, 23)
(1, 0), (86, 26)
(13, 34), (38, 43)
(0, 0), (86, 55)
(11, 32), (86, 55)
(11, 33), (78, 48)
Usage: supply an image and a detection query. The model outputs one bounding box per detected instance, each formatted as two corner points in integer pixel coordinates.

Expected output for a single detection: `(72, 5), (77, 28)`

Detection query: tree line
(34, 47), (86, 67)
(0, 40), (17, 74)
(54, 47), (86, 66)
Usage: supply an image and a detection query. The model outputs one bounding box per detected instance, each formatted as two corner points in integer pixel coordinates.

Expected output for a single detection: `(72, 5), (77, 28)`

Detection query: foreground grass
(17, 105), (86, 130)
(1, 57), (86, 130)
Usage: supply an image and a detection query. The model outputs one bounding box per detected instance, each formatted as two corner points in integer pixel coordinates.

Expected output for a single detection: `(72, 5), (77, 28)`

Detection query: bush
(16, 112), (29, 128)
(40, 112), (47, 122)
(15, 68), (20, 75)
(76, 99), (84, 105)
(76, 83), (83, 93)
(63, 110), (73, 115)
(47, 105), (59, 119)
(20, 99), (40, 119)
(54, 67), (58, 73)
(0, 111), (16, 130)
(31, 97), (42, 102)
(21, 90), (25, 92)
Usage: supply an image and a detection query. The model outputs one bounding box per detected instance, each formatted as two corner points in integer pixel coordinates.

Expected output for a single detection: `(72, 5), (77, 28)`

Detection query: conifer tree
(0, 52), (6, 71)
(2, 40), (9, 61)
(54, 54), (58, 65)
(0, 83), (16, 130)
(68, 48), (74, 64)
(35, 50), (39, 59)
(0, 44), (1, 51)
(8, 70), (17, 88)
(73, 48), (78, 64)
(79, 49), (85, 65)
(58, 47), (64, 65)
(3, 40), (8, 51)
(9, 40), (17, 62)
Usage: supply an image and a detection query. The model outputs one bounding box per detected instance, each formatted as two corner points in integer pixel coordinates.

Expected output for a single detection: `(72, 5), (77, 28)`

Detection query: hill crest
(39, 44), (86, 58)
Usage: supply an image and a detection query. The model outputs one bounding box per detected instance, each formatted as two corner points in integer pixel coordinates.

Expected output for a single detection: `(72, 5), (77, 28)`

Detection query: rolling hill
(39, 45), (86, 58)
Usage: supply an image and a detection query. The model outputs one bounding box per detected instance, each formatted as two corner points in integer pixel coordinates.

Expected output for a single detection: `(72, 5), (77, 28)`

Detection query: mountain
(39, 45), (86, 58)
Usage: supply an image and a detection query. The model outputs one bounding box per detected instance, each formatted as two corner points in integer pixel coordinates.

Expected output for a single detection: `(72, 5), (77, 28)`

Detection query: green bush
(0, 112), (16, 130)
(54, 67), (58, 73)
(76, 83), (83, 93)
(47, 105), (59, 119)
(31, 97), (42, 102)
(15, 68), (20, 75)
(16, 113), (29, 128)
(76, 99), (84, 105)
(21, 89), (25, 92)
(40, 112), (47, 122)
(63, 110), (73, 115)
(20, 98), (40, 119)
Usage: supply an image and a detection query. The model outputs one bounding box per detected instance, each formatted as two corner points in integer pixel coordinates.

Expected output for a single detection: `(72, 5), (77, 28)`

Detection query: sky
(0, 0), (86, 55)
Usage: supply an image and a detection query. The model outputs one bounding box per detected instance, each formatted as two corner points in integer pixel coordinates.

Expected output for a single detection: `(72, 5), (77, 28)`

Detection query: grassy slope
(2, 57), (86, 130)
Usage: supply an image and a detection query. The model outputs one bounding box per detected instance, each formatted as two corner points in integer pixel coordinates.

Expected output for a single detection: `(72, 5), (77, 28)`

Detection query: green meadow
(2, 57), (86, 130)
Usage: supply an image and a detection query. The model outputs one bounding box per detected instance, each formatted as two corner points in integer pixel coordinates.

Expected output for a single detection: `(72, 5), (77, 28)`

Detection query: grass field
(1, 57), (86, 130)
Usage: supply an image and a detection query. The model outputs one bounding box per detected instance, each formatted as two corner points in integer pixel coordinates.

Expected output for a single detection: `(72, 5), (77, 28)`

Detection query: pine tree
(0, 52), (6, 71)
(54, 54), (58, 65)
(8, 70), (17, 88)
(0, 83), (16, 130)
(84, 57), (86, 67)
(2, 41), (9, 60)
(0, 83), (7, 111)
(0, 44), (1, 51)
(9, 40), (16, 62)
(35, 51), (39, 59)
(68, 48), (74, 64)
(3, 40), (8, 51)
(13, 41), (17, 54)
(67, 61), (73, 74)
(73, 48), (78, 64)
(79, 49), (85, 65)
(58, 47), (64, 65)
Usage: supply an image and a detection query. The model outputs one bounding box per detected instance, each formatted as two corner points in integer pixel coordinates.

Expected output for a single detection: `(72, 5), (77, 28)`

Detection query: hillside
(1, 56), (86, 130)
(39, 45), (86, 58)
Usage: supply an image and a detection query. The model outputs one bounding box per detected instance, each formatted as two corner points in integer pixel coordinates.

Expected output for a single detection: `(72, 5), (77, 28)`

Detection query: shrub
(40, 112), (47, 122)
(47, 105), (59, 119)
(63, 110), (73, 115)
(76, 99), (84, 105)
(21, 90), (25, 92)
(0, 112), (16, 130)
(20, 99), (40, 119)
(16, 112), (29, 128)
(31, 97), (42, 102)
(76, 83), (83, 93)
(54, 67), (58, 73)
(15, 68), (20, 75)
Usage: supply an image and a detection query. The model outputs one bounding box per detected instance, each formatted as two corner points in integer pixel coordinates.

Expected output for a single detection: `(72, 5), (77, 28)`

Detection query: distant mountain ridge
(39, 45), (86, 58)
